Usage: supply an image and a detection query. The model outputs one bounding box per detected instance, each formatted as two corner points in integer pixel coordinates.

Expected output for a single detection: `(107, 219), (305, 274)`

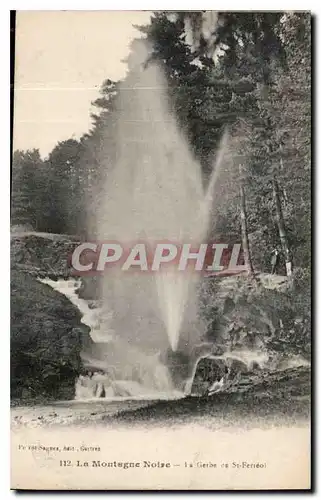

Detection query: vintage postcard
(11, 10), (311, 490)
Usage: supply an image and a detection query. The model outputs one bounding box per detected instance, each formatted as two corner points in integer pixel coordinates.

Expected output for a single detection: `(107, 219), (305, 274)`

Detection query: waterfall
(40, 278), (183, 400)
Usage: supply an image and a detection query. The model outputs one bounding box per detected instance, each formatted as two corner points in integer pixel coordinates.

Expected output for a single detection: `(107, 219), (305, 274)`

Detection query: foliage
(11, 12), (311, 366)
(11, 149), (44, 230)
(11, 14), (311, 269)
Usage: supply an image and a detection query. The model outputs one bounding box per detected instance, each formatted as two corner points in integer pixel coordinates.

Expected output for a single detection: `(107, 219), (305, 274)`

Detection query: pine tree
(11, 149), (44, 230)
(44, 139), (85, 234)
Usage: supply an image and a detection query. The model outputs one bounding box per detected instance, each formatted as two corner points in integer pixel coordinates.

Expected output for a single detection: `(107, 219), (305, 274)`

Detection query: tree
(77, 78), (120, 237)
(145, 11), (310, 276)
(136, 13), (231, 176)
(11, 149), (44, 230)
(239, 165), (255, 275)
(11, 11), (310, 271)
(44, 139), (85, 234)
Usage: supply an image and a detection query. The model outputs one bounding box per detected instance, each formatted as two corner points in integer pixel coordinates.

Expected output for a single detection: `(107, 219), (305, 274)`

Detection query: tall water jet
(86, 39), (227, 393)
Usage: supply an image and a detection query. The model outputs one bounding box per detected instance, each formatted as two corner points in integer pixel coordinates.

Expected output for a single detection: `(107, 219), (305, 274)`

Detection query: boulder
(11, 270), (89, 402)
(191, 357), (227, 396)
(76, 276), (101, 300)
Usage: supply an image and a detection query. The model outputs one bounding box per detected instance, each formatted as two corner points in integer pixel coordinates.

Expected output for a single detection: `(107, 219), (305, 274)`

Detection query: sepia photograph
(10, 10), (311, 490)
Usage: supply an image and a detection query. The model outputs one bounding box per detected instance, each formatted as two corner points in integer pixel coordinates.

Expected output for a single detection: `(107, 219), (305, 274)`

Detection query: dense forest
(11, 12), (311, 276)
(11, 12), (312, 404)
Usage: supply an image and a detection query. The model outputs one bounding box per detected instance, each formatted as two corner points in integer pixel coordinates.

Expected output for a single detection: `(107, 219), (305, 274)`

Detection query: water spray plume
(85, 40), (230, 392)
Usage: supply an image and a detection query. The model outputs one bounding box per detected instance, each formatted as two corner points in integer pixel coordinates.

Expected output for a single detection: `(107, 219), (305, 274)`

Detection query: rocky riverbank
(11, 232), (311, 409)
(11, 365), (310, 429)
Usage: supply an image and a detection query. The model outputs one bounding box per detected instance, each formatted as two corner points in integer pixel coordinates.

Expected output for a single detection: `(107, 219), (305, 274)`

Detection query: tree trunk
(239, 180), (255, 276)
(272, 176), (293, 276)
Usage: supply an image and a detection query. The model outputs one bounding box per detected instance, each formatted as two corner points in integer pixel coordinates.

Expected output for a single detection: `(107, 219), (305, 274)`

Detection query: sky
(13, 11), (152, 157)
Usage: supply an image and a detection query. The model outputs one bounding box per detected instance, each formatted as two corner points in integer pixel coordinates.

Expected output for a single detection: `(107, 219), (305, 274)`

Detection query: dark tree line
(11, 12), (311, 276)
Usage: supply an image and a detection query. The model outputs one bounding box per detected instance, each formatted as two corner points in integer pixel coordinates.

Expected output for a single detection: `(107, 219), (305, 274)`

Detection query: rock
(200, 275), (296, 355)
(11, 233), (80, 278)
(225, 357), (250, 380)
(160, 349), (190, 388)
(11, 270), (89, 402)
(191, 357), (227, 396)
(76, 276), (101, 300)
